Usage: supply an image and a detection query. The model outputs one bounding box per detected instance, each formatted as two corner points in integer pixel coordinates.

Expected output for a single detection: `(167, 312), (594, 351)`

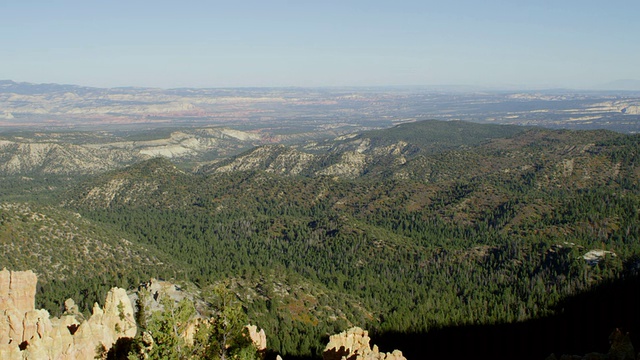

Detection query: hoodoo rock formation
(0, 268), (37, 316)
(246, 324), (267, 353)
(0, 269), (136, 360)
(323, 327), (406, 360)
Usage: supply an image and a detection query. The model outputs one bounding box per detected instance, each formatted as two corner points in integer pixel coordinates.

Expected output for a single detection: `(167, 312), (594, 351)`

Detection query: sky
(1, 0), (639, 89)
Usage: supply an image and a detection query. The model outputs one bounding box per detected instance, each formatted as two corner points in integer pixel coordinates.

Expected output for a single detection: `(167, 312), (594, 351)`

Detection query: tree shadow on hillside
(371, 273), (640, 360)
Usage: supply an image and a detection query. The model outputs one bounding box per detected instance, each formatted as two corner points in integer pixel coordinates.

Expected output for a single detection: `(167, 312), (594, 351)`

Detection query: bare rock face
(133, 278), (208, 316)
(0, 268), (37, 315)
(0, 269), (136, 360)
(246, 324), (267, 352)
(316, 151), (367, 179)
(323, 327), (406, 360)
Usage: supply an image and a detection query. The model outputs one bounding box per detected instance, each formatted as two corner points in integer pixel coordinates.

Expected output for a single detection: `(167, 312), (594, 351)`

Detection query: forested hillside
(0, 202), (179, 315)
(2, 120), (640, 358)
(59, 121), (640, 357)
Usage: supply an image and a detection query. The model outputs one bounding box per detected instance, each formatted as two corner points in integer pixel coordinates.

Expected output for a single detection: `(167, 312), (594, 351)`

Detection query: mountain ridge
(3, 119), (640, 357)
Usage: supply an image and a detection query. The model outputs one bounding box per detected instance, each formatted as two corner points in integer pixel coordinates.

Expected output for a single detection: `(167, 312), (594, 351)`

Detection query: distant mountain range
(599, 79), (640, 91)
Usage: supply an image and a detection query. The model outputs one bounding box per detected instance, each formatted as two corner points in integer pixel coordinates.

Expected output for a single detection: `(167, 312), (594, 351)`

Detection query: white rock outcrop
(323, 327), (406, 360)
(583, 249), (616, 265)
(0, 269), (136, 360)
(246, 324), (267, 352)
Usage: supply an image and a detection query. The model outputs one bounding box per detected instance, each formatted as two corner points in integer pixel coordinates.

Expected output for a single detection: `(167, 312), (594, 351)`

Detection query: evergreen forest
(1, 120), (640, 359)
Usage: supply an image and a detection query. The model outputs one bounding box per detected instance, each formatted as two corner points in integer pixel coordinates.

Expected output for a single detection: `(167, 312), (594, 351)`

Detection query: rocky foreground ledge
(0, 269), (406, 360)
(0, 269), (136, 359)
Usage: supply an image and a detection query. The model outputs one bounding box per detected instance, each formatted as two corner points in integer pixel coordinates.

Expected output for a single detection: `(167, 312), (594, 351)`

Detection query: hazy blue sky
(1, 0), (638, 88)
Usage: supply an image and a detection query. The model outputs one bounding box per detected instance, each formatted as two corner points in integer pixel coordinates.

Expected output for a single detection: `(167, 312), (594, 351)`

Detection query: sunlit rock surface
(0, 269), (136, 360)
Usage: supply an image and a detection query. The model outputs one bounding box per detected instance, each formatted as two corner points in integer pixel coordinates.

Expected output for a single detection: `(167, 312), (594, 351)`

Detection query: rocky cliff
(0, 269), (136, 360)
(323, 327), (406, 360)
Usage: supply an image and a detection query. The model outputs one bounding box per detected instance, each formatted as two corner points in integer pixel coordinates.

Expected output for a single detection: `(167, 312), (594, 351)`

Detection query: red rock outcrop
(0, 268), (136, 360)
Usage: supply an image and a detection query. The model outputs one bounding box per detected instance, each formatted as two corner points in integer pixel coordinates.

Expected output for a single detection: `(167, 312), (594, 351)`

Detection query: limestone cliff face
(0, 269), (136, 360)
(0, 269), (37, 316)
(323, 327), (406, 360)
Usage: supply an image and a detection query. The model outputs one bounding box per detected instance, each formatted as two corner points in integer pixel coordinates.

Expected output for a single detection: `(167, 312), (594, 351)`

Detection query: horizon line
(2, 79), (640, 93)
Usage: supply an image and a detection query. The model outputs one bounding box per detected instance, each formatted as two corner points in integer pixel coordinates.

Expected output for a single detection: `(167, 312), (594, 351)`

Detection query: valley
(1, 84), (640, 359)
(2, 80), (640, 134)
